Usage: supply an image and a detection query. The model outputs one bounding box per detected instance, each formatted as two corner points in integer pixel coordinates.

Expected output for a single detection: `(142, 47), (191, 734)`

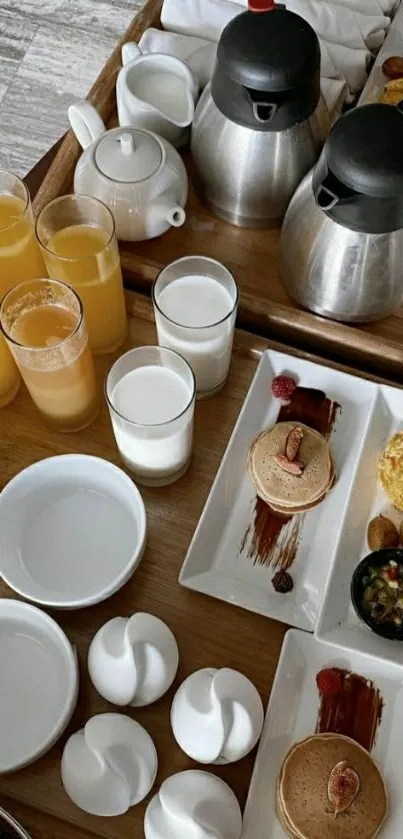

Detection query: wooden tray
(0, 289), (399, 839)
(31, 0), (403, 386)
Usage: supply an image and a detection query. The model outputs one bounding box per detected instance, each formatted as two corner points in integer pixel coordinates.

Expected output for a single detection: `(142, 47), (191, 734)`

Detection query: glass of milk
(152, 256), (239, 399)
(106, 346), (195, 487)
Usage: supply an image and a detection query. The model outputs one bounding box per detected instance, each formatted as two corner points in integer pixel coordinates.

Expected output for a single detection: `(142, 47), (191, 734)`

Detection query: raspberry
(271, 375), (297, 402)
(271, 569), (294, 593)
(316, 668), (342, 698)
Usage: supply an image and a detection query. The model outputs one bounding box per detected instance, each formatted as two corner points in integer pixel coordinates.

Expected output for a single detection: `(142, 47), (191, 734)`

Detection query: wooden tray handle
(33, 0), (163, 215)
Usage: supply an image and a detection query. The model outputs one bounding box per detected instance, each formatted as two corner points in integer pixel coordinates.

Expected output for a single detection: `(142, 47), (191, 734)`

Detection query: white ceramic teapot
(68, 100), (188, 241)
(117, 42), (199, 147)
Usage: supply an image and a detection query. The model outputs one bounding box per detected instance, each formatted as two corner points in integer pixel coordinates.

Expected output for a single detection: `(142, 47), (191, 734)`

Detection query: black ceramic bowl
(0, 808), (30, 839)
(351, 548), (403, 641)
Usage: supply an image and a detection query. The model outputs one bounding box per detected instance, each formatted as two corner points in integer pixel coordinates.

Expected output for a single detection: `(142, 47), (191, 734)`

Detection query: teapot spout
(151, 202), (186, 229)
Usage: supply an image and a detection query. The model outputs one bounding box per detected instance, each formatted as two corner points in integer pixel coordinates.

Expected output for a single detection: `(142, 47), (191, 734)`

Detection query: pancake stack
(247, 422), (335, 514)
(276, 733), (388, 839)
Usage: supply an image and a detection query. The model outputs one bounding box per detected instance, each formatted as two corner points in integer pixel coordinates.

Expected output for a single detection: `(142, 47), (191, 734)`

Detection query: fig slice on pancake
(247, 421), (334, 513)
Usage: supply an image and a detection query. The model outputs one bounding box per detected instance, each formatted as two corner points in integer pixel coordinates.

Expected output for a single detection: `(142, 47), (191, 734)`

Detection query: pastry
(379, 431), (403, 510)
(380, 77), (403, 105)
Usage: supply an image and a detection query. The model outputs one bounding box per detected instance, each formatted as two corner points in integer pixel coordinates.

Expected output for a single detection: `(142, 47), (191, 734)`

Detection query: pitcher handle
(315, 184), (340, 211)
(252, 101), (278, 123)
(121, 41), (141, 65)
(68, 101), (105, 149)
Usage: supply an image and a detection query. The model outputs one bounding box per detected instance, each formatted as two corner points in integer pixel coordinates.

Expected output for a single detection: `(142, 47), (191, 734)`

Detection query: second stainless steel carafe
(279, 103), (403, 323)
(191, 3), (329, 228)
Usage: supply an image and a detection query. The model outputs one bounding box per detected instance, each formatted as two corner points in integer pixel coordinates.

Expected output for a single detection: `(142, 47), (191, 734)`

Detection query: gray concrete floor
(0, 1), (144, 177)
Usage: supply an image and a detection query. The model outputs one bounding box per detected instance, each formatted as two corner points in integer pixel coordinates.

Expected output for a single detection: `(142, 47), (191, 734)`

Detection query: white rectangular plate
(179, 350), (377, 631)
(242, 629), (403, 839)
(316, 382), (403, 665)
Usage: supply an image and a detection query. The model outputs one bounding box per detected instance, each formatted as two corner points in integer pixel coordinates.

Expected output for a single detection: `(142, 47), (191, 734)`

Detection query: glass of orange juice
(0, 170), (46, 407)
(36, 195), (127, 356)
(0, 278), (99, 432)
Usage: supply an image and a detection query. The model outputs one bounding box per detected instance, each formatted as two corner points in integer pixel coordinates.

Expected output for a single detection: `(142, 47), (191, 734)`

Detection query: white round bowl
(0, 599), (78, 772)
(0, 454), (147, 608)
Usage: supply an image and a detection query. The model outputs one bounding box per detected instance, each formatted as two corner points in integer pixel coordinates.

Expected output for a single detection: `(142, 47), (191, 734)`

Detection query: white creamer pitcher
(117, 42), (199, 147)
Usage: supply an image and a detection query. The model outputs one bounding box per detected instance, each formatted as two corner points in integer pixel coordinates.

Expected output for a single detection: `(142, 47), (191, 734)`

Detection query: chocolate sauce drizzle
(316, 668), (383, 752)
(241, 386), (340, 570)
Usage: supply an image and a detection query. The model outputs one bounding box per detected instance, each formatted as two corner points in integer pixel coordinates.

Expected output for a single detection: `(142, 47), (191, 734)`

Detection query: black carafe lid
(211, 6), (321, 131)
(313, 103), (403, 234)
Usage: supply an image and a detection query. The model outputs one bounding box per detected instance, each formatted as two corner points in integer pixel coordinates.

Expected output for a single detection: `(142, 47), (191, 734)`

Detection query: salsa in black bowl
(351, 548), (403, 641)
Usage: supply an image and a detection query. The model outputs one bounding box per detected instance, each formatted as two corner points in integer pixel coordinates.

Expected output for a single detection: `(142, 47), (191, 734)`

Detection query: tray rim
(126, 290), (403, 389)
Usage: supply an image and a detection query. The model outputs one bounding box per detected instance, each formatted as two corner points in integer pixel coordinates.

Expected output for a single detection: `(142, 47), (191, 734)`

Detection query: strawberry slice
(316, 668), (342, 698)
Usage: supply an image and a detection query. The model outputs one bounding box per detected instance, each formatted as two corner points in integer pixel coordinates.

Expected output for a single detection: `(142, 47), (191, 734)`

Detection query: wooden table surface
(1, 145), (399, 839)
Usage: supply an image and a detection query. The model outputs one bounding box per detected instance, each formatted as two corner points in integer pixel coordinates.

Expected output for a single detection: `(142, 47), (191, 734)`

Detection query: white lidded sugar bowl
(88, 612), (179, 707)
(68, 100), (188, 241)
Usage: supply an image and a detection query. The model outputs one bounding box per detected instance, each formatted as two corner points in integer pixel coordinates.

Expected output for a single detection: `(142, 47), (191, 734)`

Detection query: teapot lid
(95, 128), (162, 183)
(216, 8), (320, 93)
(324, 103), (403, 198)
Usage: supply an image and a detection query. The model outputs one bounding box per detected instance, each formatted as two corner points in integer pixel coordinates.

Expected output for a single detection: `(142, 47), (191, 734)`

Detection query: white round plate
(0, 454), (147, 608)
(0, 599), (78, 773)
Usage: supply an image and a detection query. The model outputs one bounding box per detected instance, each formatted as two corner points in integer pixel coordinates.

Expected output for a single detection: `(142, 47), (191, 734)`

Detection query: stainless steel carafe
(279, 103), (403, 323)
(191, 3), (329, 229)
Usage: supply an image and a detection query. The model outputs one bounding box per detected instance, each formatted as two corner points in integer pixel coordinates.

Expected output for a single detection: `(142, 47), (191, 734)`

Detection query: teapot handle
(121, 41), (141, 65)
(68, 101), (106, 150)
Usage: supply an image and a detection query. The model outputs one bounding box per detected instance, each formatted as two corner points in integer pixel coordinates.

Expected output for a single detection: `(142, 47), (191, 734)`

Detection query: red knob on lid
(248, 0), (275, 10)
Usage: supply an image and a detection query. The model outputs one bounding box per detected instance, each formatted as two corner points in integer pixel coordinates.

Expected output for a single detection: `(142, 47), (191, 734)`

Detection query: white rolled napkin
(321, 77), (348, 118)
(217, 0), (397, 16)
(322, 0), (396, 17)
(162, 0), (389, 49)
(161, 0), (244, 41)
(139, 28), (217, 87)
(285, 0), (388, 50)
(320, 39), (370, 92)
(159, 0), (373, 101)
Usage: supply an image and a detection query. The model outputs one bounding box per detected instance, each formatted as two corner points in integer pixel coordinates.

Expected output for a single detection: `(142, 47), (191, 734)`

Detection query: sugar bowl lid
(95, 128), (162, 183)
